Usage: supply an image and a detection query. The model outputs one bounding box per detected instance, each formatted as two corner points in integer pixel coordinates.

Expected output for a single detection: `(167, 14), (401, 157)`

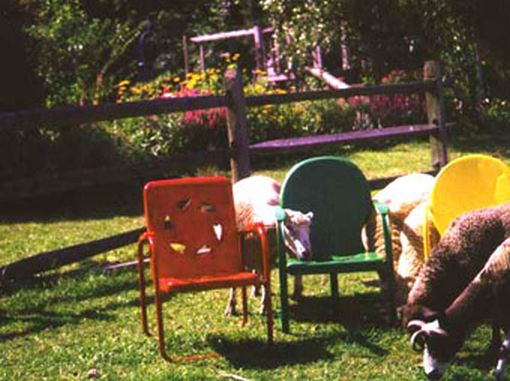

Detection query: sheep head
(408, 319), (463, 380)
(283, 209), (314, 260)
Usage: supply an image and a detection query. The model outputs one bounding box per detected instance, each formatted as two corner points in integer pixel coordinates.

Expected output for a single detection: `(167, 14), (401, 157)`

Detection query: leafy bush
(113, 64), (359, 159)
(481, 99), (510, 131)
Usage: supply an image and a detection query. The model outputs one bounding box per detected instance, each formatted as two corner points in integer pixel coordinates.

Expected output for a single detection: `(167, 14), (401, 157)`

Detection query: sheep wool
(403, 202), (510, 326)
(233, 175), (280, 230)
(396, 201), (440, 304)
(362, 173), (435, 303)
(373, 173), (435, 229)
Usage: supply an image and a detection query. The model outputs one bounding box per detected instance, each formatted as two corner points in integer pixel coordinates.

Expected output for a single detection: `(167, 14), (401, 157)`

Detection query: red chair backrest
(143, 177), (242, 279)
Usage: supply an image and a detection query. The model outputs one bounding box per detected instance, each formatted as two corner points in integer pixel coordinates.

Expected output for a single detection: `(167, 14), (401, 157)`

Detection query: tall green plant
(26, 0), (142, 107)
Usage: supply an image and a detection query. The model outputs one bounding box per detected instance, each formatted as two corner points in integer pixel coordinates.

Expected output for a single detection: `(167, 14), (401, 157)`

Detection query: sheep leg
(225, 287), (237, 316)
(291, 275), (304, 300)
(495, 330), (510, 381)
(259, 285), (267, 315)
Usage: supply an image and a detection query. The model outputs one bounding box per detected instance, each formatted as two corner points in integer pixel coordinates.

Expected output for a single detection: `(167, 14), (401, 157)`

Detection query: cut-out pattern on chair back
(280, 156), (372, 260)
(143, 177), (241, 279)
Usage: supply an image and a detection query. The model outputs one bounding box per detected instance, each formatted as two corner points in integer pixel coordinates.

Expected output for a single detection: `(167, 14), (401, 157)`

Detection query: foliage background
(0, 0), (509, 178)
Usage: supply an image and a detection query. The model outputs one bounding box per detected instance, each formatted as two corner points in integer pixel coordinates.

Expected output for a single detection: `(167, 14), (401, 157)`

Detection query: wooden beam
(246, 81), (436, 108)
(0, 80), (435, 131)
(249, 123), (455, 155)
(253, 25), (265, 70)
(183, 35), (189, 74)
(0, 95), (226, 130)
(224, 69), (251, 182)
(305, 67), (350, 89)
(199, 44), (206, 72)
(191, 28), (256, 43)
(0, 228), (146, 280)
(424, 61), (448, 170)
(190, 27), (274, 44)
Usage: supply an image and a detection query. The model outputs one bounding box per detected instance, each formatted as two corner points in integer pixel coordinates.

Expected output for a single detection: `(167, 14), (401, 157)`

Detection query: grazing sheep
(402, 203), (510, 326)
(226, 176), (313, 316)
(401, 202), (510, 332)
(362, 173), (436, 303)
(408, 238), (510, 380)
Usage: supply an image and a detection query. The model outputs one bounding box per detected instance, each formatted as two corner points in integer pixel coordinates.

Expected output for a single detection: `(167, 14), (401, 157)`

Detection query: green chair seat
(287, 252), (384, 275)
(276, 156), (396, 333)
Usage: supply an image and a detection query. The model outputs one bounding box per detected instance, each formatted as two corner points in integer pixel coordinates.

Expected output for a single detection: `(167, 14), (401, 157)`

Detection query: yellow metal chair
(423, 154), (510, 260)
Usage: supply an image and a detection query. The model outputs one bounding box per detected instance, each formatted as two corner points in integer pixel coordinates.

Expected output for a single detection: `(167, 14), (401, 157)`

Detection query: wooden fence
(0, 60), (449, 281)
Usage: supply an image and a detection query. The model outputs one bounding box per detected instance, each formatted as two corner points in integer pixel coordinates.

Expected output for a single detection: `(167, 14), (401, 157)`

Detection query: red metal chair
(137, 176), (273, 361)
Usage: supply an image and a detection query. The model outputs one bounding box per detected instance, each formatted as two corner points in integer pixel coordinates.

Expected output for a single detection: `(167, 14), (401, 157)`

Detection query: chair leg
(137, 240), (150, 336)
(278, 268), (290, 334)
(264, 281), (274, 344)
(241, 286), (248, 327)
(154, 289), (172, 362)
(330, 273), (339, 298)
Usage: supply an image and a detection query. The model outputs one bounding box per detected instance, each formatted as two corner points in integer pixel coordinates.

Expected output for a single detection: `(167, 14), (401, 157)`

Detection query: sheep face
(283, 210), (314, 260)
(408, 320), (463, 380)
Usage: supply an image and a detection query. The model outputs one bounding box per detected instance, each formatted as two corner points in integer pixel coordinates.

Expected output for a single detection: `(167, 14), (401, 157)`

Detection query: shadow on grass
(0, 266), (146, 342)
(0, 305), (117, 342)
(0, 263), (138, 300)
(289, 292), (390, 328)
(449, 131), (510, 160)
(208, 334), (335, 369)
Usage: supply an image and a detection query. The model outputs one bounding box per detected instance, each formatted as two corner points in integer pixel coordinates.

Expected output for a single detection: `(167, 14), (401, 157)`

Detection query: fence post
(424, 60), (448, 170)
(224, 68), (251, 182)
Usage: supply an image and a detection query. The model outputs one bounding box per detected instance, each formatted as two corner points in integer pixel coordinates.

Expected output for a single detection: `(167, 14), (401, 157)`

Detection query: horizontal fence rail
(0, 81), (435, 130)
(0, 95), (227, 130)
(246, 81), (436, 107)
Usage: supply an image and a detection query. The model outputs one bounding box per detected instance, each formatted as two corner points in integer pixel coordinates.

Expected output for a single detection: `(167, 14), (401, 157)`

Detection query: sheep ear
(428, 320), (448, 337)
(407, 319), (426, 335)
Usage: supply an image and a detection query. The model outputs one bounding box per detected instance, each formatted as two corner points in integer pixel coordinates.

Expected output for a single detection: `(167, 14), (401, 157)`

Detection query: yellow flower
(117, 80), (130, 87)
(173, 77), (181, 83)
(232, 53), (240, 61)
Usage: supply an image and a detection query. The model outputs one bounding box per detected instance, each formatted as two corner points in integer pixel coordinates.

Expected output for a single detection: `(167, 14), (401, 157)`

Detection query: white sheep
(362, 173), (436, 303)
(396, 201), (440, 304)
(226, 175), (313, 316)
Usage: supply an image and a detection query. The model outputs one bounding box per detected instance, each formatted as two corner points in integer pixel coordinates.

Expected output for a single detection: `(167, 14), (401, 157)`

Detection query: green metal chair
(276, 156), (396, 333)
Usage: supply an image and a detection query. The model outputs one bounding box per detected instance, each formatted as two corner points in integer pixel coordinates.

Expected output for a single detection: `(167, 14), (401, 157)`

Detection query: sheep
(396, 201), (440, 304)
(408, 238), (510, 380)
(401, 202), (510, 329)
(373, 173), (436, 227)
(362, 173), (436, 303)
(226, 175), (313, 316)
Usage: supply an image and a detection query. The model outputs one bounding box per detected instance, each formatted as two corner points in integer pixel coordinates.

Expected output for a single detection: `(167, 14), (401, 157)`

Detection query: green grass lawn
(1, 132), (510, 380)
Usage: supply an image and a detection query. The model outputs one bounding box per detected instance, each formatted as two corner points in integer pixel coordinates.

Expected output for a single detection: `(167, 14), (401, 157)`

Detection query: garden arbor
(184, 25), (296, 83)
